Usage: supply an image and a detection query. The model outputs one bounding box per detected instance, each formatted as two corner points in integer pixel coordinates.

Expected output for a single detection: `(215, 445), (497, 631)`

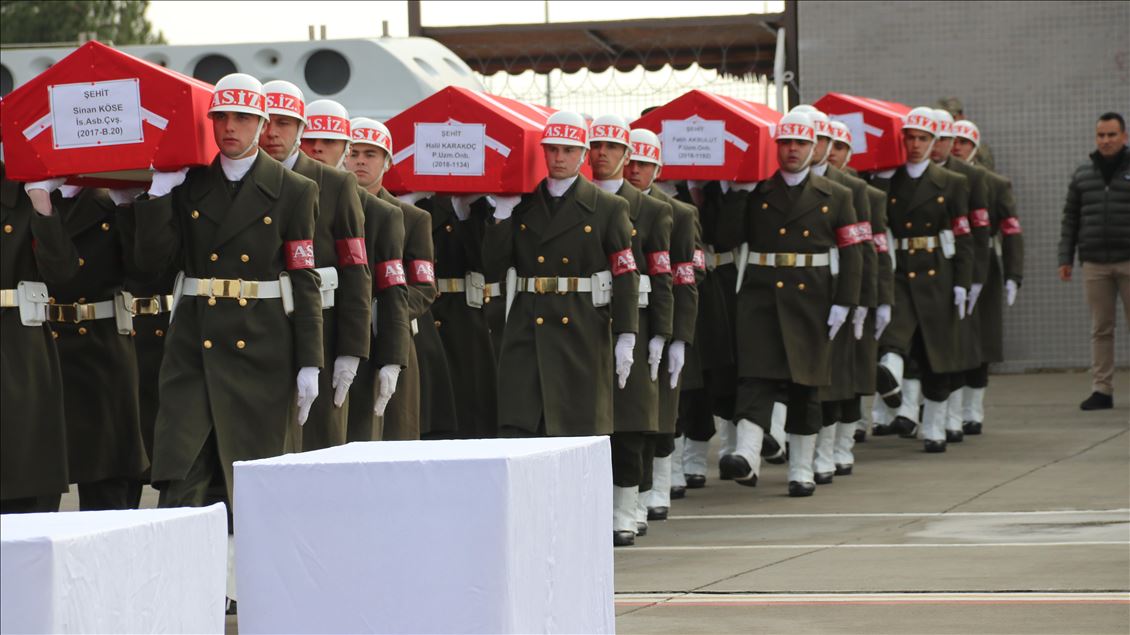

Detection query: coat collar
(615, 180), (643, 222)
(210, 152), (284, 250)
(761, 171), (832, 224)
(291, 152), (325, 190)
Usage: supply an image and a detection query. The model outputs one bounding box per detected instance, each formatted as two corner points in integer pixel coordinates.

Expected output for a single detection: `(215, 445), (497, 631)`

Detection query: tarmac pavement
(59, 369), (1129, 634)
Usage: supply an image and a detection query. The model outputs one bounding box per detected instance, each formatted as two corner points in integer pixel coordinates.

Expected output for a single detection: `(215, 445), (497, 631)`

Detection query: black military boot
(946, 429), (964, 443)
(962, 420), (983, 435)
(893, 416), (919, 439)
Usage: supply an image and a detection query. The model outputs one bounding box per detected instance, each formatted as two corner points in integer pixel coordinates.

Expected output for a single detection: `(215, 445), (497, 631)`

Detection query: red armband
(335, 237), (367, 266)
(673, 263), (696, 286)
(692, 249), (706, 271)
(872, 231), (890, 254)
(285, 240), (315, 270)
(1000, 217), (1022, 236)
(408, 260), (435, 284)
(609, 248), (638, 277)
(836, 222), (872, 247)
(951, 215), (971, 236)
(647, 250), (672, 275)
(970, 208), (990, 228)
(375, 259), (406, 290)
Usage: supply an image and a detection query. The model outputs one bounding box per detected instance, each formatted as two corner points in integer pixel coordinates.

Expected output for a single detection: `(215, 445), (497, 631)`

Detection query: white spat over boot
(945, 389), (965, 443)
(813, 425), (836, 484)
(683, 438), (710, 489)
(787, 433), (817, 497)
(834, 421), (858, 475)
(895, 378), (922, 438)
(644, 455), (672, 520)
(962, 386), (985, 435)
(720, 419), (763, 486)
(922, 399), (947, 453)
(715, 416), (737, 479)
(670, 436), (688, 498)
(613, 485), (638, 546)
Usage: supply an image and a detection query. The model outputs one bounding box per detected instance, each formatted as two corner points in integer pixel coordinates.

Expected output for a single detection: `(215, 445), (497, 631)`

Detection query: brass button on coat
(238, 298), (248, 307)
(803, 230), (811, 237)
(762, 202), (769, 209)
(236, 340), (246, 349)
(207, 298), (217, 306)
(928, 269), (936, 277)
(101, 222), (111, 231)
(631, 228), (638, 237)
(905, 222), (912, 229)
(435, 320), (442, 328)
(3, 224), (12, 233)
(536, 317), (544, 325)
(78, 258), (85, 266)
(584, 225), (592, 233)
(77, 327), (87, 335)
(890, 197), (897, 204)
(561, 257), (569, 264)
(52, 331), (59, 339)
(262, 216), (272, 225)
(155, 329), (164, 337)
(240, 254), (250, 263)
(191, 210), (200, 219)
(778, 228), (787, 236)
(520, 223), (527, 231)
(203, 339), (212, 349)
(776, 281), (784, 288)
(798, 283), (806, 290)
(445, 225), (454, 233)
(908, 249), (916, 255)
(937, 196), (945, 204)
(561, 316), (569, 325)
(210, 253), (219, 262)
(908, 272), (917, 279)
(821, 205), (829, 214)
(537, 256), (545, 263)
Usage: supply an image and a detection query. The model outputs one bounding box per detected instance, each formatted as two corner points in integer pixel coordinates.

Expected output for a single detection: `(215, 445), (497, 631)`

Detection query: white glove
(331, 356), (360, 408)
(24, 178), (66, 195)
(852, 306), (868, 340)
(108, 188), (145, 207)
(967, 282), (983, 314)
(373, 364), (401, 416)
(295, 367), (320, 426)
(686, 180), (707, 191)
(875, 304), (892, 340)
(666, 340), (686, 389)
(452, 194), (485, 221)
(726, 180), (759, 193)
(58, 185), (84, 199)
(953, 286), (968, 320)
(487, 194), (521, 221)
(647, 335), (665, 382)
(396, 191), (433, 205)
(148, 168), (188, 198)
(615, 333), (636, 389)
(827, 304), (850, 340)
(1006, 279), (1019, 307)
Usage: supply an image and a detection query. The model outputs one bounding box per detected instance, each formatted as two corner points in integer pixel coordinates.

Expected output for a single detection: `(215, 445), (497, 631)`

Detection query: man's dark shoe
(924, 440), (947, 453)
(814, 472), (834, 485)
(893, 416), (919, 438)
(871, 423), (895, 436)
(1080, 392), (1113, 411)
(670, 485), (687, 499)
(946, 429), (964, 443)
(854, 428), (867, 443)
(613, 531), (635, 547)
(647, 506), (668, 521)
(834, 463), (853, 476)
(226, 599), (237, 616)
(718, 458), (737, 480)
(788, 481), (816, 497)
(685, 474), (706, 489)
(963, 421), (982, 435)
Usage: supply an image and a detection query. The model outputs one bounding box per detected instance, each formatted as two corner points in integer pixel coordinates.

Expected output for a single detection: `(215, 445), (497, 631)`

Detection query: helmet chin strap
(815, 139), (832, 166)
(232, 118), (267, 159)
(286, 123), (305, 160)
(335, 142), (350, 170)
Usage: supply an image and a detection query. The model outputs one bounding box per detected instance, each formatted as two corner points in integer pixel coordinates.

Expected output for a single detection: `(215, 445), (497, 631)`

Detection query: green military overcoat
(978, 170), (1023, 363)
(649, 187), (700, 434)
(720, 171), (863, 387)
(612, 182), (672, 433)
(377, 188), (438, 440)
(0, 169), (80, 501)
(292, 152), (370, 450)
(420, 196), (499, 439)
(484, 176), (639, 437)
(49, 188), (149, 485)
(133, 152), (322, 501)
(943, 157), (990, 371)
(346, 187), (410, 442)
(877, 162), (974, 374)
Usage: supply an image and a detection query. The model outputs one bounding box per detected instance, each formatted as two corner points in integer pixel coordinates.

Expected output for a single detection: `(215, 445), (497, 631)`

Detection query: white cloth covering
(0, 505), (227, 634)
(234, 437), (614, 634)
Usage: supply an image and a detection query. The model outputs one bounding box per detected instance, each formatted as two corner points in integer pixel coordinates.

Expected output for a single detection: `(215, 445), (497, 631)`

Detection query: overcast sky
(147, 1), (784, 44)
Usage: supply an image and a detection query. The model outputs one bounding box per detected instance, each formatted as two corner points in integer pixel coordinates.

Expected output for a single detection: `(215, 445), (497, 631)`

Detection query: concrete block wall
(797, 0), (1130, 372)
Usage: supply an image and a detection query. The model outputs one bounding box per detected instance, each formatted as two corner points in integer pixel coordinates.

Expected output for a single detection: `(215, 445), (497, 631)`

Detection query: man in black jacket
(1058, 112), (1130, 410)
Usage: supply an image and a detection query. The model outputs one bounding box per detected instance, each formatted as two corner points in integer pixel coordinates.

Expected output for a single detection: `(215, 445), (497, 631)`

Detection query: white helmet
(541, 111), (589, 148)
(775, 111), (816, 143)
(350, 117), (393, 156)
(629, 128), (662, 166)
(302, 99), (352, 141)
(589, 114), (631, 147)
(789, 104), (817, 115)
(209, 73), (267, 119)
(903, 107), (938, 136)
(262, 80), (306, 124)
(952, 120), (981, 147)
(807, 110), (833, 139)
(829, 120), (853, 149)
(933, 109), (955, 137)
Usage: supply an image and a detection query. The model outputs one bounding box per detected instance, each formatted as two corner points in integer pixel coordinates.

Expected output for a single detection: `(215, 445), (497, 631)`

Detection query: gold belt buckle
(208, 278), (247, 299)
(49, 303), (83, 323)
(131, 296), (161, 316)
(910, 237), (930, 250)
(533, 277), (556, 294)
(775, 253), (797, 267)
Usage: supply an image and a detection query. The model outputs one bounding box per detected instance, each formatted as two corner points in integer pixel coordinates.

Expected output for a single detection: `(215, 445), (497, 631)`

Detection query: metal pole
(773, 27), (785, 111)
(544, 0), (552, 106)
(408, 0), (422, 37)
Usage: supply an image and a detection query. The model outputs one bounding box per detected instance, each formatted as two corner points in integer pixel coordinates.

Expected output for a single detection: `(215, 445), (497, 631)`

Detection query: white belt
(0, 289), (18, 308)
(437, 278), (466, 293)
(182, 277), (283, 299)
(515, 276), (595, 294)
(895, 236), (939, 251)
(746, 251), (830, 268)
(704, 247), (735, 270)
(46, 299), (114, 323)
(638, 274), (652, 308)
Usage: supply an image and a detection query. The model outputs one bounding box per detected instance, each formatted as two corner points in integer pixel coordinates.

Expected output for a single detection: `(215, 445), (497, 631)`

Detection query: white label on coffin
(414, 122), (486, 176)
(661, 118), (726, 166)
(828, 111), (884, 155)
(49, 79), (144, 150)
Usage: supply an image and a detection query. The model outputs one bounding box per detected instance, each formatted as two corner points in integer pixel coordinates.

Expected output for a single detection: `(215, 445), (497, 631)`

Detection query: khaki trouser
(1082, 261), (1130, 395)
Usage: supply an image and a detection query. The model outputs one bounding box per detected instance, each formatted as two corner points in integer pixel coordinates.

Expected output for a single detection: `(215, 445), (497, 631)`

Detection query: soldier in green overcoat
(47, 187), (149, 510)
(625, 129), (699, 521)
(342, 118), (412, 442)
(875, 108), (974, 453)
(132, 74), (323, 510)
(0, 167), (80, 513)
(716, 111), (863, 497)
(588, 116), (673, 543)
(262, 91), (372, 452)
(482, 111), (639, 546)
(953, 120), (1023, 434)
